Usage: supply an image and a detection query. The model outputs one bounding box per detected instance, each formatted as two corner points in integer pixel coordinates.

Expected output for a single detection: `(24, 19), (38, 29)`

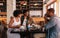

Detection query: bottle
(28, 24), (31, 31)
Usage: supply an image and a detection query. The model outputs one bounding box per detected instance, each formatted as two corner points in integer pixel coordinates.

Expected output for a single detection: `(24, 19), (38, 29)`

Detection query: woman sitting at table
(7, 10), (22, 38)
(21, 10), (33, 28)
(20, 10), (33, 38)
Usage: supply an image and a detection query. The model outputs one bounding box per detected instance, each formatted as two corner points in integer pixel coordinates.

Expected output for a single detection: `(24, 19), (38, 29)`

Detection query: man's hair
(22, 10), (29, 14)
(48, 8), (55, 14)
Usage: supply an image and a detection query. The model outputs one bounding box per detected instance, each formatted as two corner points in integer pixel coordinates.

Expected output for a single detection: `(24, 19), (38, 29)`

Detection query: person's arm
(45, 18), (56, 30)
(45, 0), (56, 7)
(45, 0), (56, 12)
(8, 17), (20, 28)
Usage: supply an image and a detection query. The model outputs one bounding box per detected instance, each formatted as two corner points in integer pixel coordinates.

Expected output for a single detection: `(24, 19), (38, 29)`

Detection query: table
(11, 30), (46, 38)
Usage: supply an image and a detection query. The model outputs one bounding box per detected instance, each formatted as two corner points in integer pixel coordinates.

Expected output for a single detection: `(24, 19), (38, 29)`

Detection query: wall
(56, 0), (60, 17)
(58, 0), (60, 17)
(7, 0), (16, 24)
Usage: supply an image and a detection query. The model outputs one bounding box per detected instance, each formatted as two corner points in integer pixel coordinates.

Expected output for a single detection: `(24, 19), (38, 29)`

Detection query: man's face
(46, 11), (52, 17)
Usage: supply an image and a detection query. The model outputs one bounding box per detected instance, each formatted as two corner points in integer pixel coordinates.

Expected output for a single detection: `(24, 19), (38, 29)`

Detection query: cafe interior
(0, 0), (60, 38)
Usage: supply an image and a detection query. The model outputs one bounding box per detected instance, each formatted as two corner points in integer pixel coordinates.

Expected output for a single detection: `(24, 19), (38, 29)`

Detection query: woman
(7, 10), (22, 38)
(20, 10), (33, 38)
(21, 10), (33, 26)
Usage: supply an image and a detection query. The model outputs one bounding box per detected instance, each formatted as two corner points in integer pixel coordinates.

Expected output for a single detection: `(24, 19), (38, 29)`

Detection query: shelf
(29, 6), (43, 8)
(0, 12), (7, 15)
(16, 0), (43, 10)
(30, 4), (42, 6)
(29, 1), (43, 2)
(0, 0), (7, 21)
(0, 0), (6, 2)
(0, 0), (7, 12)
(0, 17), (7, 21)
(29, 8), (43, 10)
(0, 12), (7, 21)
(0, 1), (6, 2)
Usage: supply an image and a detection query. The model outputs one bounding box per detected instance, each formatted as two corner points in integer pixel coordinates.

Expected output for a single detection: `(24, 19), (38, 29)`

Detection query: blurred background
(0, 0), (60, 38)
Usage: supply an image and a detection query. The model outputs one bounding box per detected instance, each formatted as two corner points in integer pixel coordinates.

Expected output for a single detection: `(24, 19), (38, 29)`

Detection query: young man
(45, 8), (60, 38)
